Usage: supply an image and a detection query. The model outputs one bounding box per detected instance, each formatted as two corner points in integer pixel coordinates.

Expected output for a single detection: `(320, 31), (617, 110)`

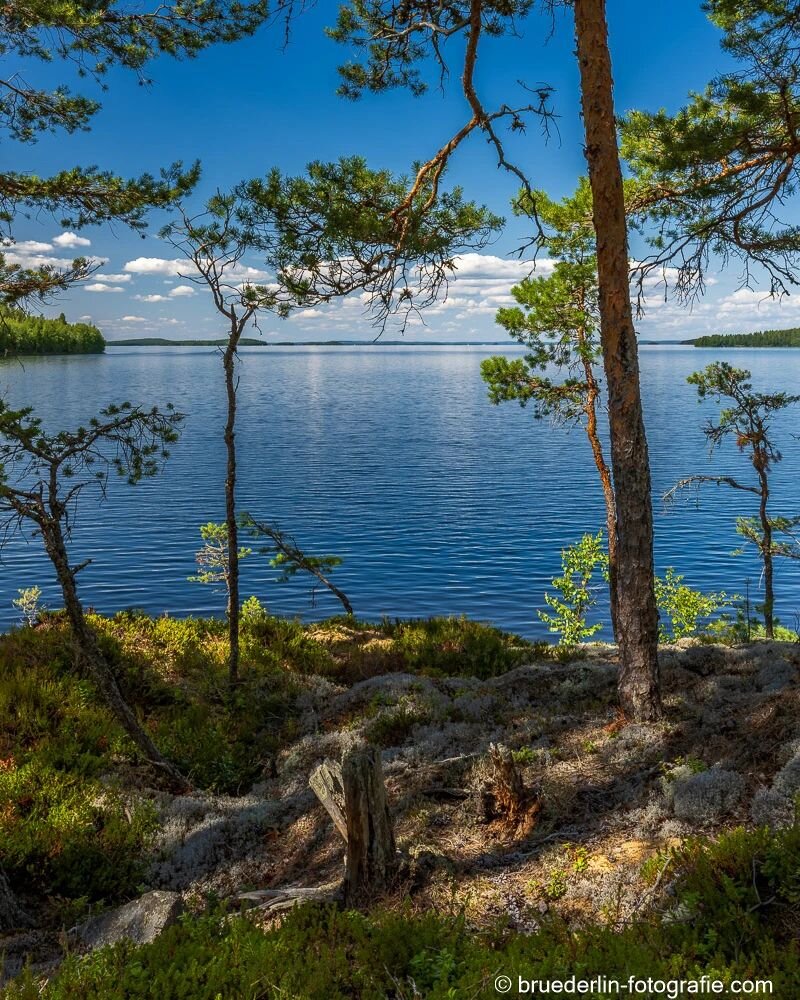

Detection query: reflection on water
(1, 345), (798, 637)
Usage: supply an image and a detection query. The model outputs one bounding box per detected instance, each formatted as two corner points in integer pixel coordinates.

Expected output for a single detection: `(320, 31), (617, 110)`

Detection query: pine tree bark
(573, 0), (662, 720)
(580, 324), (620, 641)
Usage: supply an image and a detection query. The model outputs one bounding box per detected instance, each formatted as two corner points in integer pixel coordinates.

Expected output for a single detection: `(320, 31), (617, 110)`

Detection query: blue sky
(10, 2), (800, 342)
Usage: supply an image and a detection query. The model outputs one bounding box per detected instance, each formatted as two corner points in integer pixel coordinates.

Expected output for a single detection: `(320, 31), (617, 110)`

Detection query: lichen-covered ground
(148, 637), (800, 931)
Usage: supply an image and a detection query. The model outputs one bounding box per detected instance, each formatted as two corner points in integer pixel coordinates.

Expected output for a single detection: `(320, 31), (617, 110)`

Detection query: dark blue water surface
(1, 345), (798, 637)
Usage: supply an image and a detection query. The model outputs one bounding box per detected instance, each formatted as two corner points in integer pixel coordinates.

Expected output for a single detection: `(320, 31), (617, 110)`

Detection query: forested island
(0, 308), (105, 355)
(691, 327), (800, 348)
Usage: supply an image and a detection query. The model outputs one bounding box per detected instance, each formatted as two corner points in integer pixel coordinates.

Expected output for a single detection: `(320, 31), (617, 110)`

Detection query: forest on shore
(0, 308), (105, 356)
(692, 328), (800, 348)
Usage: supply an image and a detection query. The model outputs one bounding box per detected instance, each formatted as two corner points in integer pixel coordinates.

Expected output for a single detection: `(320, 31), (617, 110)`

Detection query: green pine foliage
(0, 306), (104, 354)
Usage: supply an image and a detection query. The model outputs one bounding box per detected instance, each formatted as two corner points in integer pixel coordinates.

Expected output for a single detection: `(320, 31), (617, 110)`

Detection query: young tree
(1, 0), (274, 307)
(480, 179), (619, 639)
(308, 0), (662, 720)
(165, 166), (499, 683)
(188, 522), (252, 622)
(0, 398), (188, 786)
(665, 362), (800, 639)
(162, 196), (287, 684)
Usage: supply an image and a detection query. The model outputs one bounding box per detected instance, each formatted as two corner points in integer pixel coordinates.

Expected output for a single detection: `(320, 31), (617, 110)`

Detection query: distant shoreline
(106, 335), (800, 349)
(110, 338), (521, 347)
(109, 337), (689, 348)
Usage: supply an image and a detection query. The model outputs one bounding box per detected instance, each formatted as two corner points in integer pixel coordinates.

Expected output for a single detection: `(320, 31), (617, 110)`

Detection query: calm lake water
(1, 345), (799, 637)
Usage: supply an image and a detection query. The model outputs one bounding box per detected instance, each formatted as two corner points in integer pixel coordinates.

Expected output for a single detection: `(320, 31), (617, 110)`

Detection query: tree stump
(342, 748), (397, 905)
(309, 758), (348, 841)
(481, 743), (542, 836)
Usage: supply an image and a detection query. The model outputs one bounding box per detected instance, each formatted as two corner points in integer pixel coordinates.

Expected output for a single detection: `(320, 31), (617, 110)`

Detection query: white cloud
(124, 257), (186, 276)
(133, 284), (196, 303)
(450, 252), (549, 281)
(53, 232), (91, 248)
(84, 282), (125, 293)
(11, 240), (53, 253)
(95, 272), (132, 283)
(121, 315), (147, 322)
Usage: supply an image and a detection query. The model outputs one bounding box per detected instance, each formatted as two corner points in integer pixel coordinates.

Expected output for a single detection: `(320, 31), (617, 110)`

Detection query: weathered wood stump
(342, 748), (397, 904)
(481, 743), (542, 836)
(309, 758), (348, 841)
(309, 748), (397, 905)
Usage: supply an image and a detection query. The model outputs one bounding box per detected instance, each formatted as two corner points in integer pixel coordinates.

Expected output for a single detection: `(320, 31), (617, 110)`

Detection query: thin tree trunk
(573, 0), (661, 720)
(223, 321), (242, 684)
(580, 334), (620, 641)
(42, 520), (189, 790)
(757, 467), (774, 638)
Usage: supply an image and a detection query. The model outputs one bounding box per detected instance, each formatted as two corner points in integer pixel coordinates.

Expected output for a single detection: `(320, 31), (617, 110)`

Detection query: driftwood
(481, 743), (542, 835)
(236, 885), (340, 915)
(309, 758), (348, 841)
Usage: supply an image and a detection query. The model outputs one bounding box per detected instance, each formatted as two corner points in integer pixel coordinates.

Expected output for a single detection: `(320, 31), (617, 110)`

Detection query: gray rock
(756, 659), (797, 693)
(663, 766), (744, 822)
(77, 890), (183, 951)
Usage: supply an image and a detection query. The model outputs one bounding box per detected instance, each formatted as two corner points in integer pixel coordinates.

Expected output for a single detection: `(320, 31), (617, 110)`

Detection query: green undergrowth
(0, 610), (534, 914)
(4, 823), (800, 999)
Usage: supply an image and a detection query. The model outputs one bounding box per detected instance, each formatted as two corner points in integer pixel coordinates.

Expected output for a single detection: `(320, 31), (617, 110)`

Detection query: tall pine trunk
(573, 0), (661, 720)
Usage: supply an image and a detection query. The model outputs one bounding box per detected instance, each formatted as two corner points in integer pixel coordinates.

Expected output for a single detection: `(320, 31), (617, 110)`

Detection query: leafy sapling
(12, 586), (45, 627)
(654, 568), (735, 642)
(539, 531), (608, 648)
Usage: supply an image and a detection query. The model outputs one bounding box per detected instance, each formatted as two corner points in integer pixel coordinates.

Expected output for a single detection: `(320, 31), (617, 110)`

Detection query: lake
(1, 345), (799, 637)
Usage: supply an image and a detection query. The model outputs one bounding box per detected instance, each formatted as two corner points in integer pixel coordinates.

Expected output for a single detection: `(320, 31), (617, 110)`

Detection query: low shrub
(5, 823), (800, 998)
(384, 616), (533, 679)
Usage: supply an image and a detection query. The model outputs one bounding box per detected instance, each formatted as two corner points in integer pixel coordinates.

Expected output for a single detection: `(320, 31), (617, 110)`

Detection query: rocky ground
(4, 637), (800, 980)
